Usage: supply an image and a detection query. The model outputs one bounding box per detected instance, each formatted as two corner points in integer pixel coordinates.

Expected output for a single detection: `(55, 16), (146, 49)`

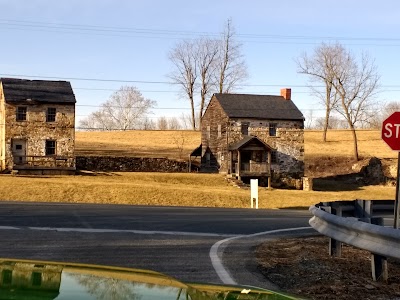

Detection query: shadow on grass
(313, 178), (363, 192)
(75, 170), (122, 177)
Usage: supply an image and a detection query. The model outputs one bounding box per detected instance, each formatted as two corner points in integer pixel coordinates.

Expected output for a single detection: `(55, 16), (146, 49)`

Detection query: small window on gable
(217, 124), (221, 138)
(46, 107), (56, 122)
(45, 140), (56, 156)
(207, 126), (211, 139)
(271, 150), (278, 164)
(241, 122), (249, 135)
(16, 107), (27, 121)
(269, 123), (277, 136)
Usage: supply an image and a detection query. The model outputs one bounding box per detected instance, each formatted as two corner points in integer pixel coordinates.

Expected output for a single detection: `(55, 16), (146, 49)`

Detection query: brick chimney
(280, 88), (291, 100)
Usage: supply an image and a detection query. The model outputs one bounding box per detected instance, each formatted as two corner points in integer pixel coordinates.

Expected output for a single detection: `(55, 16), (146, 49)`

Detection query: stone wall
(76, 156), (189, 172)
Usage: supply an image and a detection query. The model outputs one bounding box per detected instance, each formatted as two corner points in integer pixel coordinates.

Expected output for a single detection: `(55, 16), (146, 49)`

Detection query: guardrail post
(326, 205), (342, 257)
(370, 217), (388, 282)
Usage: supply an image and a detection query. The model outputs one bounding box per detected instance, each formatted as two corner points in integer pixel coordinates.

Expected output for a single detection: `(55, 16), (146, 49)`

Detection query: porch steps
(225, 177), (250, 190)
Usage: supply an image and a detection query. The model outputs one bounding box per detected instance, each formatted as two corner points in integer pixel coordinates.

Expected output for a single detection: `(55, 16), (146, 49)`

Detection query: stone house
(0, 78), (76, 174)
(194, 89), (304, 188)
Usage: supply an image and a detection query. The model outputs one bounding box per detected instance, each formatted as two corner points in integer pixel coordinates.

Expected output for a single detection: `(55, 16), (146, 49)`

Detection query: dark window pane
(45, 140), (56, 156)
(46, 107), (56, 122)
(269, 123), (277, 136)
(16, 145), (22, 150)
(2, 270), (12, 285)
(31, 272), (42, 286)
(271, 151), (278, 163)
(241, 123), (249, 135)
(16, 107), (27, 121)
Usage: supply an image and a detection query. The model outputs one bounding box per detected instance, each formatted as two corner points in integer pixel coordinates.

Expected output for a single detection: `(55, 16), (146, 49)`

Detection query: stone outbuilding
(192, 89), (305, 188)
(0, 78), (76, 174)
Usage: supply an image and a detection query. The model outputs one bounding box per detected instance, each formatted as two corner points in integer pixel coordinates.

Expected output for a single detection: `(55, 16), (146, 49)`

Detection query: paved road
(0, 201), (313, 287)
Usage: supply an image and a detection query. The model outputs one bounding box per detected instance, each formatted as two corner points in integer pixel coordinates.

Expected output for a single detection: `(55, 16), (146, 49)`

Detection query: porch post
(229, 151), (233, 175)
(267, 151), (272, 189)
(237, 150), (241, 180)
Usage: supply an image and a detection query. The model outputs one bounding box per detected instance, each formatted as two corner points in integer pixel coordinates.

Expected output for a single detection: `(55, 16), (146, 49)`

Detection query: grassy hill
(0, 129), (393, 209)
(76, 129), (395, 160)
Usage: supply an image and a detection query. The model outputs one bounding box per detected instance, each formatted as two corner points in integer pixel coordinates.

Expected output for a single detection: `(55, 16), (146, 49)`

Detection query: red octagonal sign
(382, 112), (400, 151)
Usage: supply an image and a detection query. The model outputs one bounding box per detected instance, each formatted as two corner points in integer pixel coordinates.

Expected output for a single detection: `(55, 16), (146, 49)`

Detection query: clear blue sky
(1, 0), (400, 126)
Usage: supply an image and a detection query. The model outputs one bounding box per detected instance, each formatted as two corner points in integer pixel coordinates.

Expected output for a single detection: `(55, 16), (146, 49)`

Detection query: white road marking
(209, 226), (312, 285)
(0, 225), (240, 237)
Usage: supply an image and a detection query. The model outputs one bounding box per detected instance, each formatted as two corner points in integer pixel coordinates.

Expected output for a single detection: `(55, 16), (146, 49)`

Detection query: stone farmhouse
(0, 78), (76, 175)
(194, 89), (305, 188)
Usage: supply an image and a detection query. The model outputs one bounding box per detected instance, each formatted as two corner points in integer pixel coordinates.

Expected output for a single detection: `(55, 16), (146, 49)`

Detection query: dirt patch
(256, 237), (400, 299)
(305, 155), (358, 178)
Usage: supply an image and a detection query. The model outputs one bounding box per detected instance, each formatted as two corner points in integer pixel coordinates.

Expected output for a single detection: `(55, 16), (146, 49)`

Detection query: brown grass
(76, 129), (395, 160)
(0, 129), (393, 208)
(0, 172), (394, 208)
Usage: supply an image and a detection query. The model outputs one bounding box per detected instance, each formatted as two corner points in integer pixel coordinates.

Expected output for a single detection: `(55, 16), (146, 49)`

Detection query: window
(2, 270), (12, 285)
(46, 107), (56, 122)
(16, 144), (22, 150)
(217, 125), (221, 138)
(45, 140), (56, 156)
(31, 272), (42, 286)
(271, 150), (278, 164)
(16, 107), (27, 121)
(241, 122), (249, 135)
(269, 123), (277, 136)
(207, 126), (210, 139)
(206, 153), (210, 166)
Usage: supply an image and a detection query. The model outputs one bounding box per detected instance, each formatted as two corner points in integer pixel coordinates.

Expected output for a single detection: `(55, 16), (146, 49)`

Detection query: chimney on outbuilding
(280, 88), (291, 100)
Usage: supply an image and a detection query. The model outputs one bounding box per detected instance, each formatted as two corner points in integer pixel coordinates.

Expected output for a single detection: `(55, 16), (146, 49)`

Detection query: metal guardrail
(309, 205), (400, 260)
(309, 200), (400, 282)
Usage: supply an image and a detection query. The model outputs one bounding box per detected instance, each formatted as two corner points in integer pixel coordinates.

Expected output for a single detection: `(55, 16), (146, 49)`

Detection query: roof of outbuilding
(213, 93), (304, 121)
(0, 78), (76, 104)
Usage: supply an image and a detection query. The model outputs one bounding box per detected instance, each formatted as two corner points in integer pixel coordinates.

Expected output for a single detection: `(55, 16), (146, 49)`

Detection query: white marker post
(250, 179), (258, 209)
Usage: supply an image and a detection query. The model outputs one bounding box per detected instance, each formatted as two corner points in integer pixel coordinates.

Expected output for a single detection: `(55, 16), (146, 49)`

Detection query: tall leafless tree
(216, 18), (248, 93)
(168, 19), (247, 130)
(168, 40), (198, 130)
(79, 86), (156, 131)
(331, 50), (379, 160)
(298, 43), (379, 160)
(297, 43), (341, 142)
(196, 38), (219, 125)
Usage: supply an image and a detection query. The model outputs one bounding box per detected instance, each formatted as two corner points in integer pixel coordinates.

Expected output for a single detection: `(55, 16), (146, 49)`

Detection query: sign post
(381, 112), (400, 228)
(250, 179), (258, 209)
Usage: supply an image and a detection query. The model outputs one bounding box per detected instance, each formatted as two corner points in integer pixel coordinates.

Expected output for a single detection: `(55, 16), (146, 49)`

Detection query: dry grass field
(76, 129), (395, 160)
(0, 129), (395, 208)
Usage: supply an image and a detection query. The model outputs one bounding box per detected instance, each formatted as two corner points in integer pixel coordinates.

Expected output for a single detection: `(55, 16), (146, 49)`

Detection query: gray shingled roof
(1, 78), (76, 104)
(214, 93), (304, 120)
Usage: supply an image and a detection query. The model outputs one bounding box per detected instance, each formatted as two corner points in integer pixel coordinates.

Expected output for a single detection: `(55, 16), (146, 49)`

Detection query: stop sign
(382, 112), (400, 151)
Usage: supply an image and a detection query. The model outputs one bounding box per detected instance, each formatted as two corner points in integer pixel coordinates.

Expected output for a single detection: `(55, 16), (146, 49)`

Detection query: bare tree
(331, 49), (380, 160)
(168, 40), (198, 130)
(79, 86), (156, 131)
(141, 117), (156, 130)
(173, 132), (186, 159)
(168, 117), (181, 130)
(297, 43), (341, 142)
(216, 18), (248, 93)
(196, 38), (219, 125)
(168, 19), (248, 129)
(157, 116), (168, 130)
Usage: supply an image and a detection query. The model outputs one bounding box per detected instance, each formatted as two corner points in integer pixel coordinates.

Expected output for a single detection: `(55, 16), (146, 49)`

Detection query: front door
(12, 139), (27, 165)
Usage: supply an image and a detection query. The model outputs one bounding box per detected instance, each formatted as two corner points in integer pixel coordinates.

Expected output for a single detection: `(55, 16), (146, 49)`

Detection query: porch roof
(190, 144), (202, 157)
(229, 136), (273, 151)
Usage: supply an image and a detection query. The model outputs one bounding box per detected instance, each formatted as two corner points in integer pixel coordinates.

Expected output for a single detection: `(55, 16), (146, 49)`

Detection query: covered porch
(229, 136), (272, 186)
